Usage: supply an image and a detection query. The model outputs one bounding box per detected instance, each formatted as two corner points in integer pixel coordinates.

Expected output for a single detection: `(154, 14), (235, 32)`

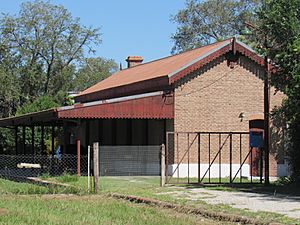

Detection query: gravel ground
(163, 187), (300, 219)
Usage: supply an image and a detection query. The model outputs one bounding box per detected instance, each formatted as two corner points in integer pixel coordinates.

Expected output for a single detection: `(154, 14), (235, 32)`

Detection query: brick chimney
(126, 56), (143, 68)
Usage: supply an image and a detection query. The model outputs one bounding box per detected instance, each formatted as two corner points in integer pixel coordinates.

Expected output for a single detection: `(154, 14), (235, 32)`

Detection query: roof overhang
(59, 91), (174, 119)
(168, 39), (264, 84)
(0, 91), (174, 127)
(0, 109), (60, 127)
(75, 76), (169, 103)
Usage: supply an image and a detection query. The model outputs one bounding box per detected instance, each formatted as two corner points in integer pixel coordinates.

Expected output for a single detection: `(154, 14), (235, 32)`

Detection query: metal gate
(166, 132), (264, 184)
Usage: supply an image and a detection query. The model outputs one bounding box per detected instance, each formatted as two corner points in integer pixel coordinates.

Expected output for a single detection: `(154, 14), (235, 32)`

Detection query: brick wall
(173, 54), (285, 177)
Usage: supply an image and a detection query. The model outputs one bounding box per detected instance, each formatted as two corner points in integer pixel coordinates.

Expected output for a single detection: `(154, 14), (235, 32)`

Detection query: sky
(1, 0), (186, 66)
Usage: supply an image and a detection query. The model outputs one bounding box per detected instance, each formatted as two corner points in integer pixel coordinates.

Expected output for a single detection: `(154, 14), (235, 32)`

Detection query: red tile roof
(78, 39), (232, 97)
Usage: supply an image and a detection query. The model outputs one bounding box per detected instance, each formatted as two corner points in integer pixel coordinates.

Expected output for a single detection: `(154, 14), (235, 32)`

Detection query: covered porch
(0, 91), (174, 156)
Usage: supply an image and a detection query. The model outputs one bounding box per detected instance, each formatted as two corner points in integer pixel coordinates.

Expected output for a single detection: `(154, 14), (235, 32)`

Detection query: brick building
(0, 38), (288, 179)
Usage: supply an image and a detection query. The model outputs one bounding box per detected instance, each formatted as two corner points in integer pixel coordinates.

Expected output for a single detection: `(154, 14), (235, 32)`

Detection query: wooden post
(15, 126), (18, 155)
(93, 142), (99, 193)
(31, 126), (35, 155)
(160, 144), (166, 187)
(22, 126), (26, 154)
(229, 133), (232, 183)
(264, 55), (270, 185)
(51, 125), (55, 156)
(41, 125), (44, 154)
(62, 123), (67, 154)
(76, 120), (81, 176)
(77, 139), (81, 176)
(87, 145), (91, 193)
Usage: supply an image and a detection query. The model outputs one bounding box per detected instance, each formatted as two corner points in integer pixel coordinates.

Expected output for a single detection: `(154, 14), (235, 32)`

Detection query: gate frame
(166, 131), (265, 185)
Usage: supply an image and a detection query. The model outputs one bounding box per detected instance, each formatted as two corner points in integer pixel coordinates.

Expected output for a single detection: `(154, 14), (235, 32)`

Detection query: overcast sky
(1, 0), (185, 66)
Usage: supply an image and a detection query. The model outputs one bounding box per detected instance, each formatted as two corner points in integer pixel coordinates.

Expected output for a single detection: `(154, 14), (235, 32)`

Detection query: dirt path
(162, 187), (300, 219)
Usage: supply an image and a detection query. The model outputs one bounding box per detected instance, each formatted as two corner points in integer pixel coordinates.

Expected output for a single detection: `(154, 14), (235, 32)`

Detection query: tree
(16, 96), (59, 116)
(0, 67), (20, 117)
(171, 0), (260, 53)
(0, 0), (101, 101)
(257, 0), (300, 179)
(73, 57), (118, 91)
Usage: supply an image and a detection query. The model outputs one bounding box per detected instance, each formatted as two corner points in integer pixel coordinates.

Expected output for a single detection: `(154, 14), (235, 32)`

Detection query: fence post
(229, 133), (232, 183)
(93, 142), (99, 193)
(160, 144), (166, 187)
(87, 145), (91, 193)
(77, 139), (81, 176)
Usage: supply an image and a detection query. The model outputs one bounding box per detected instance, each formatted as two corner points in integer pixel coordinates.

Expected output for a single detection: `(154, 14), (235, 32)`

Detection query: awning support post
(31, 126), (35, 155)
(76, 120), (81, 176)
(15, 126), (18, 155)
(22, 126), (26, 154)
(41, 125), (44, 154)
(77, 139), (81, 176)
(51, 125), (55, 156)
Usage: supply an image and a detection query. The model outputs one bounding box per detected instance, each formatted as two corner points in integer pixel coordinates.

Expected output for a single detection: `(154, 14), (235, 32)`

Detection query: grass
(0, 195), (224, 225)
(1, 176), (299, 224)
(0, 178), (82, 195)
(0, 179), (48, 195)
(46, 175), (299, 225)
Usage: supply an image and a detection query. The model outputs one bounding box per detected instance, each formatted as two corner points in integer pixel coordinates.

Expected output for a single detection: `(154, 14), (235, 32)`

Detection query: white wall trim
(168, 163), (250, 178)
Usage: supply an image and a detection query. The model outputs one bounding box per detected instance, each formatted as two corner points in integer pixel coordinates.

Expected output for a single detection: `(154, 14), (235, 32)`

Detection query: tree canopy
(171, 0), (260, 53)
(0, 0), (117, 117)
(257, 0), (300, 179)
(73, 57), (118, 92)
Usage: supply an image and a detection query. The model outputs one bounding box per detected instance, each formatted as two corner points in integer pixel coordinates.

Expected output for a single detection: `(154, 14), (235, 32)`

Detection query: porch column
(111, 119), (116, 145)
(85, 120), (90, 154)
(22, 126), (26, 154)
(77, 120), (81, 176)
(41, 125), (44, 155)
(163, 120), (167, 145)
(98, 119), (103, 143)
(62, 123), (67, 154)
(143, 119), (149, 145)
(51, 125), (55, 156)
(15, 126), (18, 155)
(31, 126), (35, 155)
(127, 119), (132, 145)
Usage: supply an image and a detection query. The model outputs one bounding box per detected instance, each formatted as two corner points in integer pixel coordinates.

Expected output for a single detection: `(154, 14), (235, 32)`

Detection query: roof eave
(168, 39), (264, 85)
(0, 109), (59, 127)
(74, 75), (169, 103)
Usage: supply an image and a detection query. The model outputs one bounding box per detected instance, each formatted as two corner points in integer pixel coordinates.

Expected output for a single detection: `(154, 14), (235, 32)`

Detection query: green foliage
(0, 179), (48, 194)
(16, 96), (59, 116)
(171, 0), (260, 53)
(73, 57), (118, 91)
(0, 67), (20, 117)
(257, 0), (300, 179)
(0, 1), (119, 155)
(0, 0), (112, 118)
(0, 194), (204, 225)
(0, 0), (101, 95)
(0, 128), (15, 154)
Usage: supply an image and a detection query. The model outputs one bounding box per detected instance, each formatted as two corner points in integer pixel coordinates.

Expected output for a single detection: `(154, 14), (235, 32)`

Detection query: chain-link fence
(99, 146), (161, 176)
(0, 154), (88, 180)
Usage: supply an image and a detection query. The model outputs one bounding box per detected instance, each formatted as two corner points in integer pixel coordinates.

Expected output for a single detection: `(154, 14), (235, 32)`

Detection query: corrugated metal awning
(58, 91), (174, 119)
(0, 92), (174, 127)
